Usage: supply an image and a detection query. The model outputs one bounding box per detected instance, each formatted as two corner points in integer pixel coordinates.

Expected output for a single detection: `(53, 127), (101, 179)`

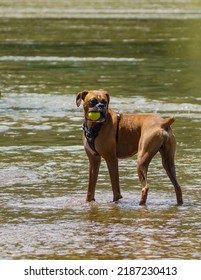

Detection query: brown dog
(76, 89), (183, 205)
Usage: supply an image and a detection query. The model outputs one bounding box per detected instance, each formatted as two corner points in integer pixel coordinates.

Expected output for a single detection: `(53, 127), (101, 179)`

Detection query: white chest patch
(84, 138), (97, 155)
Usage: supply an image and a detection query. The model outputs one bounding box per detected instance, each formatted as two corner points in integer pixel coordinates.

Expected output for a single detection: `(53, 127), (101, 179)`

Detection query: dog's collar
(82, 112), (121, 154)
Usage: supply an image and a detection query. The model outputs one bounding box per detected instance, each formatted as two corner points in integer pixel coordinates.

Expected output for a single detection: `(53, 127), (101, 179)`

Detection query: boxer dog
(76, 89), (183, 205)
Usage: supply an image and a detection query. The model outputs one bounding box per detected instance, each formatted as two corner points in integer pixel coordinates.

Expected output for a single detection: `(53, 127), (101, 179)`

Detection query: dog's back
(116, 113), (174, 159)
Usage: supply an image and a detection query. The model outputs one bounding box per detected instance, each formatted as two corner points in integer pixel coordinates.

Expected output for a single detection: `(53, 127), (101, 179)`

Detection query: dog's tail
(161, 117), (175, 141)
(162, 116), (175, 127)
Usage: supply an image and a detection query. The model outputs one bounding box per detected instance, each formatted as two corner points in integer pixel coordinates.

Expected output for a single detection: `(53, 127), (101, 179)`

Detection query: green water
(0, 1), (201, 259)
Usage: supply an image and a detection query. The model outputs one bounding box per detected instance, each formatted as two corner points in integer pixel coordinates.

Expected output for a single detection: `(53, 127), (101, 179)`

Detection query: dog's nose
(97, 103), (105, 109)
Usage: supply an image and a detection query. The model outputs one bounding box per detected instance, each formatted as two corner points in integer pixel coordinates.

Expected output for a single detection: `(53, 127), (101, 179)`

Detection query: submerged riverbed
(0, 1), (201, 259)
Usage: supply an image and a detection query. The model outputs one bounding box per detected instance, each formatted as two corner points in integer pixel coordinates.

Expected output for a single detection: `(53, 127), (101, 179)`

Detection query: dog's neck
(84, 118), (99, 129)
(83, 115), (105, 138)
(82, 111), (121, 154)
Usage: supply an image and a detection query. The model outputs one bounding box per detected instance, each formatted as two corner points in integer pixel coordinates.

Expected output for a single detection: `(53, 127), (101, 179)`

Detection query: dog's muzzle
(88, 103), (108, 121)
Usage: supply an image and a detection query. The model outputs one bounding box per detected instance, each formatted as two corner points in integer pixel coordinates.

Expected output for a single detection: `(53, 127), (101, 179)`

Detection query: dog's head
(76, 89), (110, 122)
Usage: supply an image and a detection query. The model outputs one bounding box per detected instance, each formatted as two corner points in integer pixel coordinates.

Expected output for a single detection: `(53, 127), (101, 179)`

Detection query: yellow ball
(88, 111), (101, 121)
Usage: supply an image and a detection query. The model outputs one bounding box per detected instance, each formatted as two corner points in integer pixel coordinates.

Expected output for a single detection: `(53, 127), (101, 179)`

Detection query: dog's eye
(101, 99), (107, 106)
(89, 99), (98, 107)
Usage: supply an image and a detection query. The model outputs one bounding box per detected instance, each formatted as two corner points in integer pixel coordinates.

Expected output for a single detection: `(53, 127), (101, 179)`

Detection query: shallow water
(0, 1), (201, 259)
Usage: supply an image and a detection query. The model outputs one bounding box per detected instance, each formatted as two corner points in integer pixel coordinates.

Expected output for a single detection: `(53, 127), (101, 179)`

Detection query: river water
(0, 1), (201, 259)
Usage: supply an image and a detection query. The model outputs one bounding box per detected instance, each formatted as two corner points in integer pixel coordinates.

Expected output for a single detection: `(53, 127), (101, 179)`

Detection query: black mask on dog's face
(76, 90), (110, 122)
(88, 97), (107, 118)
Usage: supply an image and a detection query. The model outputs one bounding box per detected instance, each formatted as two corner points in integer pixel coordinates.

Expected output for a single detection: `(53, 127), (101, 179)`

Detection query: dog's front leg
(86, 151), (101, 202)
(105, 156), (122, 202)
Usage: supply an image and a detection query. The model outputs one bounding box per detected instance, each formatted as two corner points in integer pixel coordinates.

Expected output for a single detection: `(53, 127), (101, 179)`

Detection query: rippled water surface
(0, 0), (201, 259)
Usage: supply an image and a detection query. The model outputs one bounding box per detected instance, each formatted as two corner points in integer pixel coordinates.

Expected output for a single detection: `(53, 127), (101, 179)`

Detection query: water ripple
(1, 8), (201, 19)
(0, 56), (143, 62)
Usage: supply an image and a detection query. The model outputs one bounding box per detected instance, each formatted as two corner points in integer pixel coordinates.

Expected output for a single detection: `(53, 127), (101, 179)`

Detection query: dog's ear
(76, 90), (88, 107)
(106, 93), (110, 106)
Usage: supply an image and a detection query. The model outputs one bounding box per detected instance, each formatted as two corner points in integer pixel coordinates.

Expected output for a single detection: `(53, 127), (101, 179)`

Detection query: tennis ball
(88, 111), (101, 121)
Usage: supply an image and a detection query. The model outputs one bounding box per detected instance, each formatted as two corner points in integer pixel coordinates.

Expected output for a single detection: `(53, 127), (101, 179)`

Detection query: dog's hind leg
(137, 130), (164, 205)
(159, 135), (183, 205)
(137, 154), (150, 205)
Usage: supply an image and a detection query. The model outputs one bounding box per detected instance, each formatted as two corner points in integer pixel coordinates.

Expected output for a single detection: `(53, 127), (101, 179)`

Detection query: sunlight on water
(1, 0), (201, 19)
(0, 56), (143, 62)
